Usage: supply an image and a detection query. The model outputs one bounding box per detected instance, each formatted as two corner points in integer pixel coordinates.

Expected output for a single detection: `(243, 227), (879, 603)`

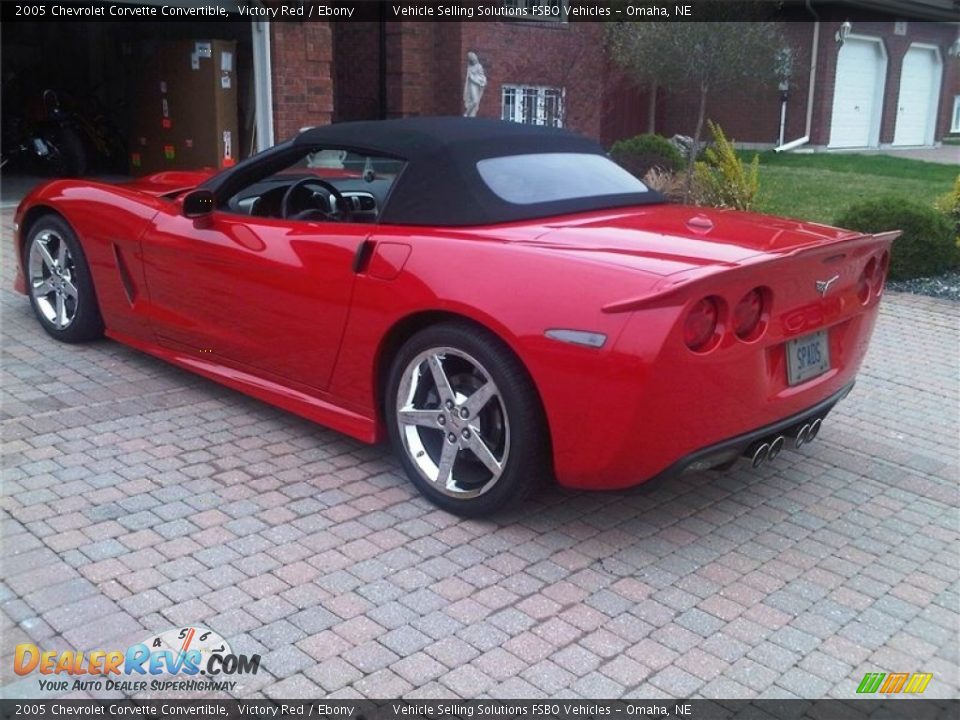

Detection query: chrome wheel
(396, 347), (510, 499)
(28, 229), (78, 330)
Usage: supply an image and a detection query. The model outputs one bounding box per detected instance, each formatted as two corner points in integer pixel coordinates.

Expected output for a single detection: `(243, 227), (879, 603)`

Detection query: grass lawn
(743, 152), (956, 225)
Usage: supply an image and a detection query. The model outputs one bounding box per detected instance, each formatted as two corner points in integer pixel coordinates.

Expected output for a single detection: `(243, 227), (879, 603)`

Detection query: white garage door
(893, 45), (942, 147)
(829, 38), (886, 148)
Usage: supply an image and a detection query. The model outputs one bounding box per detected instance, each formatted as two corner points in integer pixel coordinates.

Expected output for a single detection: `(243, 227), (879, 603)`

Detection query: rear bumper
(644, 380), (854, 485)
(547, 263), (884, 490)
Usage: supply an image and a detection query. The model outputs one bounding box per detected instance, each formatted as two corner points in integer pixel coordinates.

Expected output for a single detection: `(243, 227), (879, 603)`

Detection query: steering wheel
(280, 177), (352, 222)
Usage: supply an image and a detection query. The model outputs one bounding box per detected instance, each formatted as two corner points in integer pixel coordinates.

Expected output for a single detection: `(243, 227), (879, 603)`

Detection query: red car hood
(121, 170), (217, 197)
(519, 205), (860, 276)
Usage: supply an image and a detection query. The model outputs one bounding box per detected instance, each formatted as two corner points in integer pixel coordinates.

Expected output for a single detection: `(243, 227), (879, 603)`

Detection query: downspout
(802, 13), (820, 143)
(775, 0), (819, 152)
(251, 20), (275, 152)
(778, 87), (788, 147)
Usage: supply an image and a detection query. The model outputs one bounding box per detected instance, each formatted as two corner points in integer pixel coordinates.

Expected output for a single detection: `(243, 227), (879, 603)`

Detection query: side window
(224, 148), (404, 223)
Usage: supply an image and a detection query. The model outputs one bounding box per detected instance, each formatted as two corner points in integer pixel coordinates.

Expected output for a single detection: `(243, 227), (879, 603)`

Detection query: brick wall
(269, 22), (334, 141)
(943, 53), (959, 139)
(458, 22), (606, 138)
(330, 21), (604, 134)
(648, 21), (814, 148)
(810, 16), (957, 146)
(635, 17), (958, 148)
(383, 23), (437, 117)
(273, 18), (956, 149)
(599, 70), (655, 148)
(333, 22), (382, 122)
(874, 20), (957, 144)
(431, 23), (464, 117)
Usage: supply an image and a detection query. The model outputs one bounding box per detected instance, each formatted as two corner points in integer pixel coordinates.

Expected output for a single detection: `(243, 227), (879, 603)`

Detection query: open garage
(0, 18), (262, 180)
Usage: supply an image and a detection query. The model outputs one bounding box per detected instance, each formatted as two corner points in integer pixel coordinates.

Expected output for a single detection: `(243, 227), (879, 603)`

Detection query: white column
(251, 21), (275, 152)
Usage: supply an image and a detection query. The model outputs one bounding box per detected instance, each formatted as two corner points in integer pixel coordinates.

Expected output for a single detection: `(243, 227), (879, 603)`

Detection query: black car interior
(224, 149), (403, 224)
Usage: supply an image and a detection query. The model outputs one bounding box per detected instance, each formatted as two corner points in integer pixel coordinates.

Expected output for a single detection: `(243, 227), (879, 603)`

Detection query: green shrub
(834, 196), (957, 281)
(610, 134), (684, 179)
(934, 174), (960, 248)
(690, 121), (760, 211)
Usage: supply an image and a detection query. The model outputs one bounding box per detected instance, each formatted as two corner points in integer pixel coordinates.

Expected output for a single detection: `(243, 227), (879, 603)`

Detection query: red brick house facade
(266, 14), (959, 151)
(270, 22), (336, 141)
(653, 14), (960, 149)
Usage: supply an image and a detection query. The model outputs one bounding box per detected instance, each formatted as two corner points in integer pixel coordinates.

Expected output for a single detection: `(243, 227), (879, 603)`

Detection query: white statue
(463, 51), (487, 117)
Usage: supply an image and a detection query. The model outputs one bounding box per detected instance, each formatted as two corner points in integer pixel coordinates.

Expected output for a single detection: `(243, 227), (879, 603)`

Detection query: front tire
(25, 215), (104, 342)
(386, 322), (549, 516)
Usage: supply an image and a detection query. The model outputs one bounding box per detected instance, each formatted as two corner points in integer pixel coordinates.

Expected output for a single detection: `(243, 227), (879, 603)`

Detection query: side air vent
(112, 243), (138, 306)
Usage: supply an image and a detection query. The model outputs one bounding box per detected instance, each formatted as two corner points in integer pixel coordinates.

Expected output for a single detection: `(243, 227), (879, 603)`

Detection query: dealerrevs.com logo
(14, 626), (261, 693)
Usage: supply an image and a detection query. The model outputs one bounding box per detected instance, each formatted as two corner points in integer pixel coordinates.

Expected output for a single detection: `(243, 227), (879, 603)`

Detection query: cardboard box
(128, 39), (238, 175)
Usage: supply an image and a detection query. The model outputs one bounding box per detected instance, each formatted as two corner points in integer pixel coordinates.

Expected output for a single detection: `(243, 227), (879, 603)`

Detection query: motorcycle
(1, 88), (88, 177)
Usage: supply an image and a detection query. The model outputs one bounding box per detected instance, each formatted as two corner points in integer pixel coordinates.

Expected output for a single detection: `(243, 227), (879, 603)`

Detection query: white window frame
(952, 95), (960, 134)
(501, 85), (565, 128)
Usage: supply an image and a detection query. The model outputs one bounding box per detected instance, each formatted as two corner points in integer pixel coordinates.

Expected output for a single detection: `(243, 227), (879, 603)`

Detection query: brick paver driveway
(2, 208), (958, 700)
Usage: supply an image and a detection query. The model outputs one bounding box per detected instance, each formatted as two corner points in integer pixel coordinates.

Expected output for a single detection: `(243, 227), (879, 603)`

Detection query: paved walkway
(1, 209), (958, 700)
(856, 146), (960, 165)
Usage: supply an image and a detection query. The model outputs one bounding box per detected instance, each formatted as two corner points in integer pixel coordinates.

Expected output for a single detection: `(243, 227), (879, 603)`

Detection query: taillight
(684, 296), (720, 351)
(875, 251), (889, 295)
(858, 257), (876, 304)
(733, 288), (765, 340)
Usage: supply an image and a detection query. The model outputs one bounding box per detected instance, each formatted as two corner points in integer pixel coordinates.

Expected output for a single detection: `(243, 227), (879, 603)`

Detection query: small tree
(692, 121), (761, 211)
(606, 14), (785, 199)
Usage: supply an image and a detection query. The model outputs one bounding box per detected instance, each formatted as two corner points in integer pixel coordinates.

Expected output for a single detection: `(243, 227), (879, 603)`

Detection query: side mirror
(182, 189), (214, 218)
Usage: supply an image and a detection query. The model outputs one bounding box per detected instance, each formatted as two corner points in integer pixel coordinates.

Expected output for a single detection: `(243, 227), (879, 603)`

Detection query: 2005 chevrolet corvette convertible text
(12, 117), (897, 515)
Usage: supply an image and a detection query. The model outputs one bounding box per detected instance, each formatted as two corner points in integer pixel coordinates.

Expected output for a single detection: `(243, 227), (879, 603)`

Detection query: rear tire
(25, 214), (104, 343)
(386, 322), (549, 516)
(49, 127), (87, 177)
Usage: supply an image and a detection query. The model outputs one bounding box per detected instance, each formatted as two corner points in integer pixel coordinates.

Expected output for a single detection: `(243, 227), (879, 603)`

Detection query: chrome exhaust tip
(751, 442), (771, 469)
(807, 418), (822, 442)
(768, 435), (785, 461)
(795, 424), (811, 448)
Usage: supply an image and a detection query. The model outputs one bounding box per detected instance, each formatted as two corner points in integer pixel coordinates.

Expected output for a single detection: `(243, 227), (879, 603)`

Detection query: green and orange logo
(857, 672), (932, 694)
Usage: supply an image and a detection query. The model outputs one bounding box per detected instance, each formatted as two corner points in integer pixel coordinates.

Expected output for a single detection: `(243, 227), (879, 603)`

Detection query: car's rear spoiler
(601, 231), (901, 314)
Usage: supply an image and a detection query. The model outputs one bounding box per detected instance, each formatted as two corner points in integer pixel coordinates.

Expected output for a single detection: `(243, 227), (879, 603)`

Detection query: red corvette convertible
(12, 117), (896, 515)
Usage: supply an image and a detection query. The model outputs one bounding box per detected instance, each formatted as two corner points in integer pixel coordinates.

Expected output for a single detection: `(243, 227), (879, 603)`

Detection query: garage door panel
(893, 46), (941, 147)
(829, 39), (885, 149)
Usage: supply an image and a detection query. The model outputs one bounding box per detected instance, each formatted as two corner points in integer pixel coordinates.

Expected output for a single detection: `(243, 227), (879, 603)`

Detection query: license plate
(786, 330), (830, 386)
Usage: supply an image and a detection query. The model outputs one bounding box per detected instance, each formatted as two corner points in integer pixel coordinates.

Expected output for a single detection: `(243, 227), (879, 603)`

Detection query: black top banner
(1, 0), (957, 23)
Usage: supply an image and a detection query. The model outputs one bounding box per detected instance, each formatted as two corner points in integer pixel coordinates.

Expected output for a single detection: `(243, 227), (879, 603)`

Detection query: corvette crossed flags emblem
(815, 274), (840, 297)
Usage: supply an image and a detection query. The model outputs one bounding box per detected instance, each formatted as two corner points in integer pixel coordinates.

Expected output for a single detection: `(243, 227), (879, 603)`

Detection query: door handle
(352, 238), (376, 274)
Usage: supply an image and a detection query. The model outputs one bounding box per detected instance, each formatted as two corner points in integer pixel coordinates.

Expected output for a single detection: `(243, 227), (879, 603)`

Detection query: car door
(140, 206), (368, 392)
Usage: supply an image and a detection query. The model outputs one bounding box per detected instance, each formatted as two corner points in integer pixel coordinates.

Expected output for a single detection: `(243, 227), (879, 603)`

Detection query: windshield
(277, 149), (405, 180)
(476, 152), (649, 205)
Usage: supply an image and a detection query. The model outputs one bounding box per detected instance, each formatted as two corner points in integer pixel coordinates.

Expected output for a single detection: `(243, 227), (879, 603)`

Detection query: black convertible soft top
(205, 117), (662, 226)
